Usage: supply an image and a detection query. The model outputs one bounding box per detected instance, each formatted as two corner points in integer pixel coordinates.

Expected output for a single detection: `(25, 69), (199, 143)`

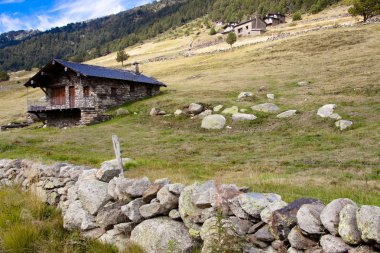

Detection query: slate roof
(25, 59), (166, 87)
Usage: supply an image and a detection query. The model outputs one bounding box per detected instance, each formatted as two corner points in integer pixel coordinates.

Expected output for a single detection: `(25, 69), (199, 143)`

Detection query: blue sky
(0, 0), (154, 33)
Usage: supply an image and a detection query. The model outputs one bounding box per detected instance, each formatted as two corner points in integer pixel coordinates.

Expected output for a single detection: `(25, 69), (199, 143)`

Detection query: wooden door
(69, 86), (75, 108)
(51, 87), (66, 105)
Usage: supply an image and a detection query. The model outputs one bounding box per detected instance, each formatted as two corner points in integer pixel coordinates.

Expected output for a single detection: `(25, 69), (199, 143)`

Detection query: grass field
(0, 10), (379, 206)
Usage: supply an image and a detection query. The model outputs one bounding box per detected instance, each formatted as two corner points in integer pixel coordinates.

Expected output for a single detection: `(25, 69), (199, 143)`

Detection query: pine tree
(226, 32), (237, 48)
(116, 50), (129, 67)
(348, 0), (380, 22)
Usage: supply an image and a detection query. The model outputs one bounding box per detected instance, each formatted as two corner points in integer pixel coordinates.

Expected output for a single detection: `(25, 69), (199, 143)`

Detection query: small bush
(209, 27), (217, 35)
(0, 71), (10, 82)
(292, 11), (302, 21)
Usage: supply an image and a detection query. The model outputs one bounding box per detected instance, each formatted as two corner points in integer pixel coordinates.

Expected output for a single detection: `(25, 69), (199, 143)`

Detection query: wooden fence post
(112, 135), (124, 177)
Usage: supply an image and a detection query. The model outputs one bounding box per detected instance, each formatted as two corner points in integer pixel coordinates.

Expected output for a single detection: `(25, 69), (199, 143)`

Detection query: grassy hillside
(0, 187), (121, 253)
(0, 7), (379, 205)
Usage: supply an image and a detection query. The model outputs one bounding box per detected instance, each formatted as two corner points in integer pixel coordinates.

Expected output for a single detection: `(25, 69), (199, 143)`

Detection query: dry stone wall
(0, 159), (379, 253)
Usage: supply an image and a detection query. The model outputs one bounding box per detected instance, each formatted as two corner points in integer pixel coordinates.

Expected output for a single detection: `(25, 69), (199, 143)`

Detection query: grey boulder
(201, 114), (226, 130)
(121, 198), (145, 223)
(297, 203), (325, 236)
(338, 204), (362, 245)
(320, 234), (352, 253)
(320, 198), (357, 235)
(130, 217), (197, 253)
(356, 205), (380, 243)
(288, 226), (318, 250)
(251, 103), (280, 113)
(77, 179), (112, 215)
(232, 113), (257, 121)
(238, 193), (282, 219)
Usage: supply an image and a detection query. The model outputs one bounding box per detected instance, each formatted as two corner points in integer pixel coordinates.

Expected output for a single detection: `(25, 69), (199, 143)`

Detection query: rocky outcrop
(0, 159), (379, 253)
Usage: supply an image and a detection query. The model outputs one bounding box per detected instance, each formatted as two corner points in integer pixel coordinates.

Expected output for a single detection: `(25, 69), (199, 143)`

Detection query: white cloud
(0, 0), (154, 33)
(0, 0), (24, 4)
(0, 13), (32, 32)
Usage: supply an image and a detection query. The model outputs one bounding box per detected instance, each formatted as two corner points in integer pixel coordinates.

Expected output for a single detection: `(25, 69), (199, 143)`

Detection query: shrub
(0, 71), (10, 82)
(226, 32), (237, 48)
(292, 11), (302, 21)
(209, 27), (217, 35)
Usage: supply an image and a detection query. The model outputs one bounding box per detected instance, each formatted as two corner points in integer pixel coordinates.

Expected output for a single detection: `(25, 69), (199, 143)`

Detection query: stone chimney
(133, 62), (140, 75)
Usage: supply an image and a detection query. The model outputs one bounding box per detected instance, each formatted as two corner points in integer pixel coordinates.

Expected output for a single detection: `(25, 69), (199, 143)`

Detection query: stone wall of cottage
(43, 72), (161, 126)
(0, 159), (379, 253)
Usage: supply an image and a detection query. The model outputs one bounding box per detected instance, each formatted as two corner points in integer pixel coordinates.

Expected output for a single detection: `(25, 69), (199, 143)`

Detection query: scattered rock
(116, 108), (130, 116)
(189, 103), (204, 115)
(198, 110), (213, 119)
(320, 198), (357, 235)
(338, 204), (362, 245)
(269, 198), (323, 240)
(348, 245), (376, 253)
(356, 205), (380, 243)
(213, 105), (223, 112)
(288, 226), (318, 250)
(297, 203), (326, 236)
(201, 114), (226, 130)
(222, 106), (239, 115)
(317, 104), (341, 119)
(130, 217), (197, 253)
(174, 109), (183, 116)
(251, 103), (280, 113)
(238, 193), (282, 219)
(121, 198), (145, 223)
(238, 92), (253, 100)
(150, 108), (159, 116)
(248, 221), (266, 234)
(335, 120), (353, 131)
(267, 94), (275, 100)
(277, 110), (297, 118)
(232, 113), (257, 121)
(298, 81), (310, 86)
(320, 234), (352, 253)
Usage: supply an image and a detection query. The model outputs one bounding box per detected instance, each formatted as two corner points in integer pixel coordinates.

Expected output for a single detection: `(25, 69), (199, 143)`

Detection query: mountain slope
(0, 0), (214, 72)
(0, 0), (344, 72)
(0, 30), (41, 49)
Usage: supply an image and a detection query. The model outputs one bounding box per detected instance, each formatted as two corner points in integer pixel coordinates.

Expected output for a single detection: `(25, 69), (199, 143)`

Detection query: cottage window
(83, 86), (90, 97)
(111, 87), (117, 97)
(130, 84), (135, 93)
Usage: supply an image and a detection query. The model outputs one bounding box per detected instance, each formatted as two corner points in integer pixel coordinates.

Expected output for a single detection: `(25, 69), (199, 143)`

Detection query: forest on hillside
(0, 0), (340, 72)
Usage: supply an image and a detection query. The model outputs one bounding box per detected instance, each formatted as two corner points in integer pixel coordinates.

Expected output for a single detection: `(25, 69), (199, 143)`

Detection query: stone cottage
(25, 59), (166, 127)
(264, 13), (286, 26)
(232, 17), (267, 36)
